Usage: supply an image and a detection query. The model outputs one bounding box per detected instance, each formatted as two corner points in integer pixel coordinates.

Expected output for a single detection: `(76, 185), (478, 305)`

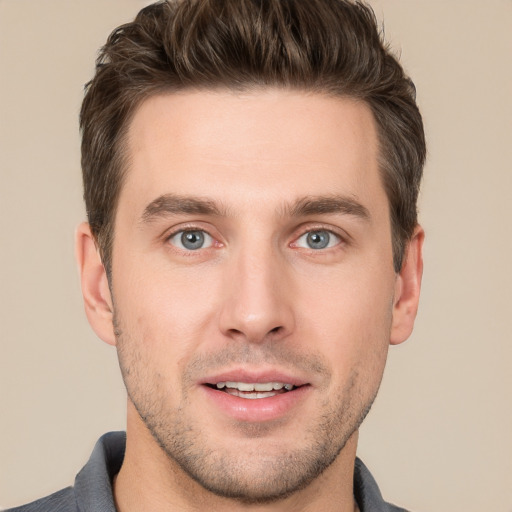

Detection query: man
(8, 0), (425, 511)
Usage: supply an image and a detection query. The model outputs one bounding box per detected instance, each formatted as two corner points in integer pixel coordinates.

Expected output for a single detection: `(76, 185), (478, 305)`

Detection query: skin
(76, 90), (423, 512)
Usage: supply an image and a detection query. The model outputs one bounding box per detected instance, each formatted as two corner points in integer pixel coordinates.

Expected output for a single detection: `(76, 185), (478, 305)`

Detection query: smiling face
(78, 89), (423, 506)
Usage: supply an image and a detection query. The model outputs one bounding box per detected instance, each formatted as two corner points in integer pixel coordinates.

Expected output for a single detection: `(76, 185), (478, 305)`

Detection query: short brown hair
(80, 0), (425, 275)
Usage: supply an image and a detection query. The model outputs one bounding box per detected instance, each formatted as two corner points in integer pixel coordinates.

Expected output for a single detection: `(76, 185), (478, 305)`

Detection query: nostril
(269, 326), (282, 334)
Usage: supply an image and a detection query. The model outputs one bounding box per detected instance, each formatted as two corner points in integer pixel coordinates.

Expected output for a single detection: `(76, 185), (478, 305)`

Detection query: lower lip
(200, 385), (311, 423)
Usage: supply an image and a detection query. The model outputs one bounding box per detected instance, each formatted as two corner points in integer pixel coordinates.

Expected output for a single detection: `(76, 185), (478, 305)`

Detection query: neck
(114, 402), (360, 512)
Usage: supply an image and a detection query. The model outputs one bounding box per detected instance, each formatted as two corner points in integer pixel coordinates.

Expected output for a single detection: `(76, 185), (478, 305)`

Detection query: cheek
(296, 264), (394, 368)
(112, 259), (222, 362)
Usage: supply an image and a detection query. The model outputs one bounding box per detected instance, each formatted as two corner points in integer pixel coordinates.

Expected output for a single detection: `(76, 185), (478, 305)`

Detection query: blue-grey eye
(296, 230), (340, 250)
(169, 230), (213, 250)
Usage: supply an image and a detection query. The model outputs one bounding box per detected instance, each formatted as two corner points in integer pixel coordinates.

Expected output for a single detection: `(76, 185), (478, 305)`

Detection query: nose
(218, 244), (295, 344)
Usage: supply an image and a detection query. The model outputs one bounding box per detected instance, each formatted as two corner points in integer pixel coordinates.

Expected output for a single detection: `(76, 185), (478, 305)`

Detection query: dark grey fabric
(353, 458), (410, 512)
(6, 432), (124, 512)
(6, 431), (410, 511)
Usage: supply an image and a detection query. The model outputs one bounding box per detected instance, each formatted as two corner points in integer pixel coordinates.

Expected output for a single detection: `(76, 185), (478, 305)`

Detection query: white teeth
(254, 383), (273, 391)
(215, 381), (294, 392)
(233, 382), (254, 391)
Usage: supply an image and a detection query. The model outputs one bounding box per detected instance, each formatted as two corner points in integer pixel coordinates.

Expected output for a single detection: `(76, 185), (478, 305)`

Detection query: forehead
(120, 89), (384, 215)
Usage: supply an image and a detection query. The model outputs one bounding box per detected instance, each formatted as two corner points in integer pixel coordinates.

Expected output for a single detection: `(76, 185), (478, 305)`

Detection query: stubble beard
(142, 385), (378, 505)
(115, 320), (384, 505)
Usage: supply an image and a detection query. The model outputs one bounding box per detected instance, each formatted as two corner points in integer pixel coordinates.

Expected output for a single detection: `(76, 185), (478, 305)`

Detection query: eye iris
(181, 231), (205, 250)
(307, 231), (330, 249)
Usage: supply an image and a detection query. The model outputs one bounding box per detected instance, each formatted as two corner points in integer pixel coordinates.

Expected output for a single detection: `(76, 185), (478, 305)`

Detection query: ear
(390, 225), (424, 345)
(75, 222), (116, 346)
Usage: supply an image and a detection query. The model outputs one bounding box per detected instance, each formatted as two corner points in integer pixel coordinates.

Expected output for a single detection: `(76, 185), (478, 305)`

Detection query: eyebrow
(140, 193), (370, 224)
(286, 195), (370, 221)
(141, 194), (227, 223)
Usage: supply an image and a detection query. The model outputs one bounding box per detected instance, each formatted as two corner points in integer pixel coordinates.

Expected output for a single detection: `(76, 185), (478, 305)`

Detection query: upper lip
(200, 369), (310, 387)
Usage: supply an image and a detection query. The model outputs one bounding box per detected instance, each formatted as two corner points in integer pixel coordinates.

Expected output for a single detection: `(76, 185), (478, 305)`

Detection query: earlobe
(75, 222), (116, 346)
(389, 225), (424, 345)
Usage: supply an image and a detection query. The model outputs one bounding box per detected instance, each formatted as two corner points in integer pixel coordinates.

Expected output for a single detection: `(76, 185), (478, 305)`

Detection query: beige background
(1, 0), (511, 510)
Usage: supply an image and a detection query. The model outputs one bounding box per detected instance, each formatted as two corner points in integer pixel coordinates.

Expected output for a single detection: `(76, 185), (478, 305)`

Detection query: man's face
(110, 90), (401, 502)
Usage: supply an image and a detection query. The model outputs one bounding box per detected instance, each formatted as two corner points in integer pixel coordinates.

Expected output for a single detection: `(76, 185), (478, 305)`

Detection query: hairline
(98, 84), (403, 276)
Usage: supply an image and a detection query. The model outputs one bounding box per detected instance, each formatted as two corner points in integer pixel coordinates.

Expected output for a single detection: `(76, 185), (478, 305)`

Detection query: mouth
(205, 381), (300, 400)
(200, 373), (312, 422)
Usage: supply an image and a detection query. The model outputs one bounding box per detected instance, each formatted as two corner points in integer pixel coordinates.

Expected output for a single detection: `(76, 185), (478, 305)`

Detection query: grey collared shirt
(6, 431), (410, 512)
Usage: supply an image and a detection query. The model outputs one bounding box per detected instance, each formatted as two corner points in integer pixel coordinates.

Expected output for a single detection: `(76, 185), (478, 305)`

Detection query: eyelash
(166, 226), (220, 253)
(292, 229), (341, 251)
(165, 225), (347, 253)
(290, 224), (347, 252)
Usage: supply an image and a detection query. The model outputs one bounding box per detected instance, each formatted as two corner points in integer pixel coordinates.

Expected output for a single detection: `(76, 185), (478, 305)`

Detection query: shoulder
(5, 431), (125, 512)
(354, 458), (411, 512)
(4, 487), (77, 512)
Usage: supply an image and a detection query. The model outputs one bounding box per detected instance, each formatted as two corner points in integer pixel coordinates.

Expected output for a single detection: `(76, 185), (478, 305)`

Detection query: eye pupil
(181, 231), (205, 250)
(307, 231), (330, 249)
